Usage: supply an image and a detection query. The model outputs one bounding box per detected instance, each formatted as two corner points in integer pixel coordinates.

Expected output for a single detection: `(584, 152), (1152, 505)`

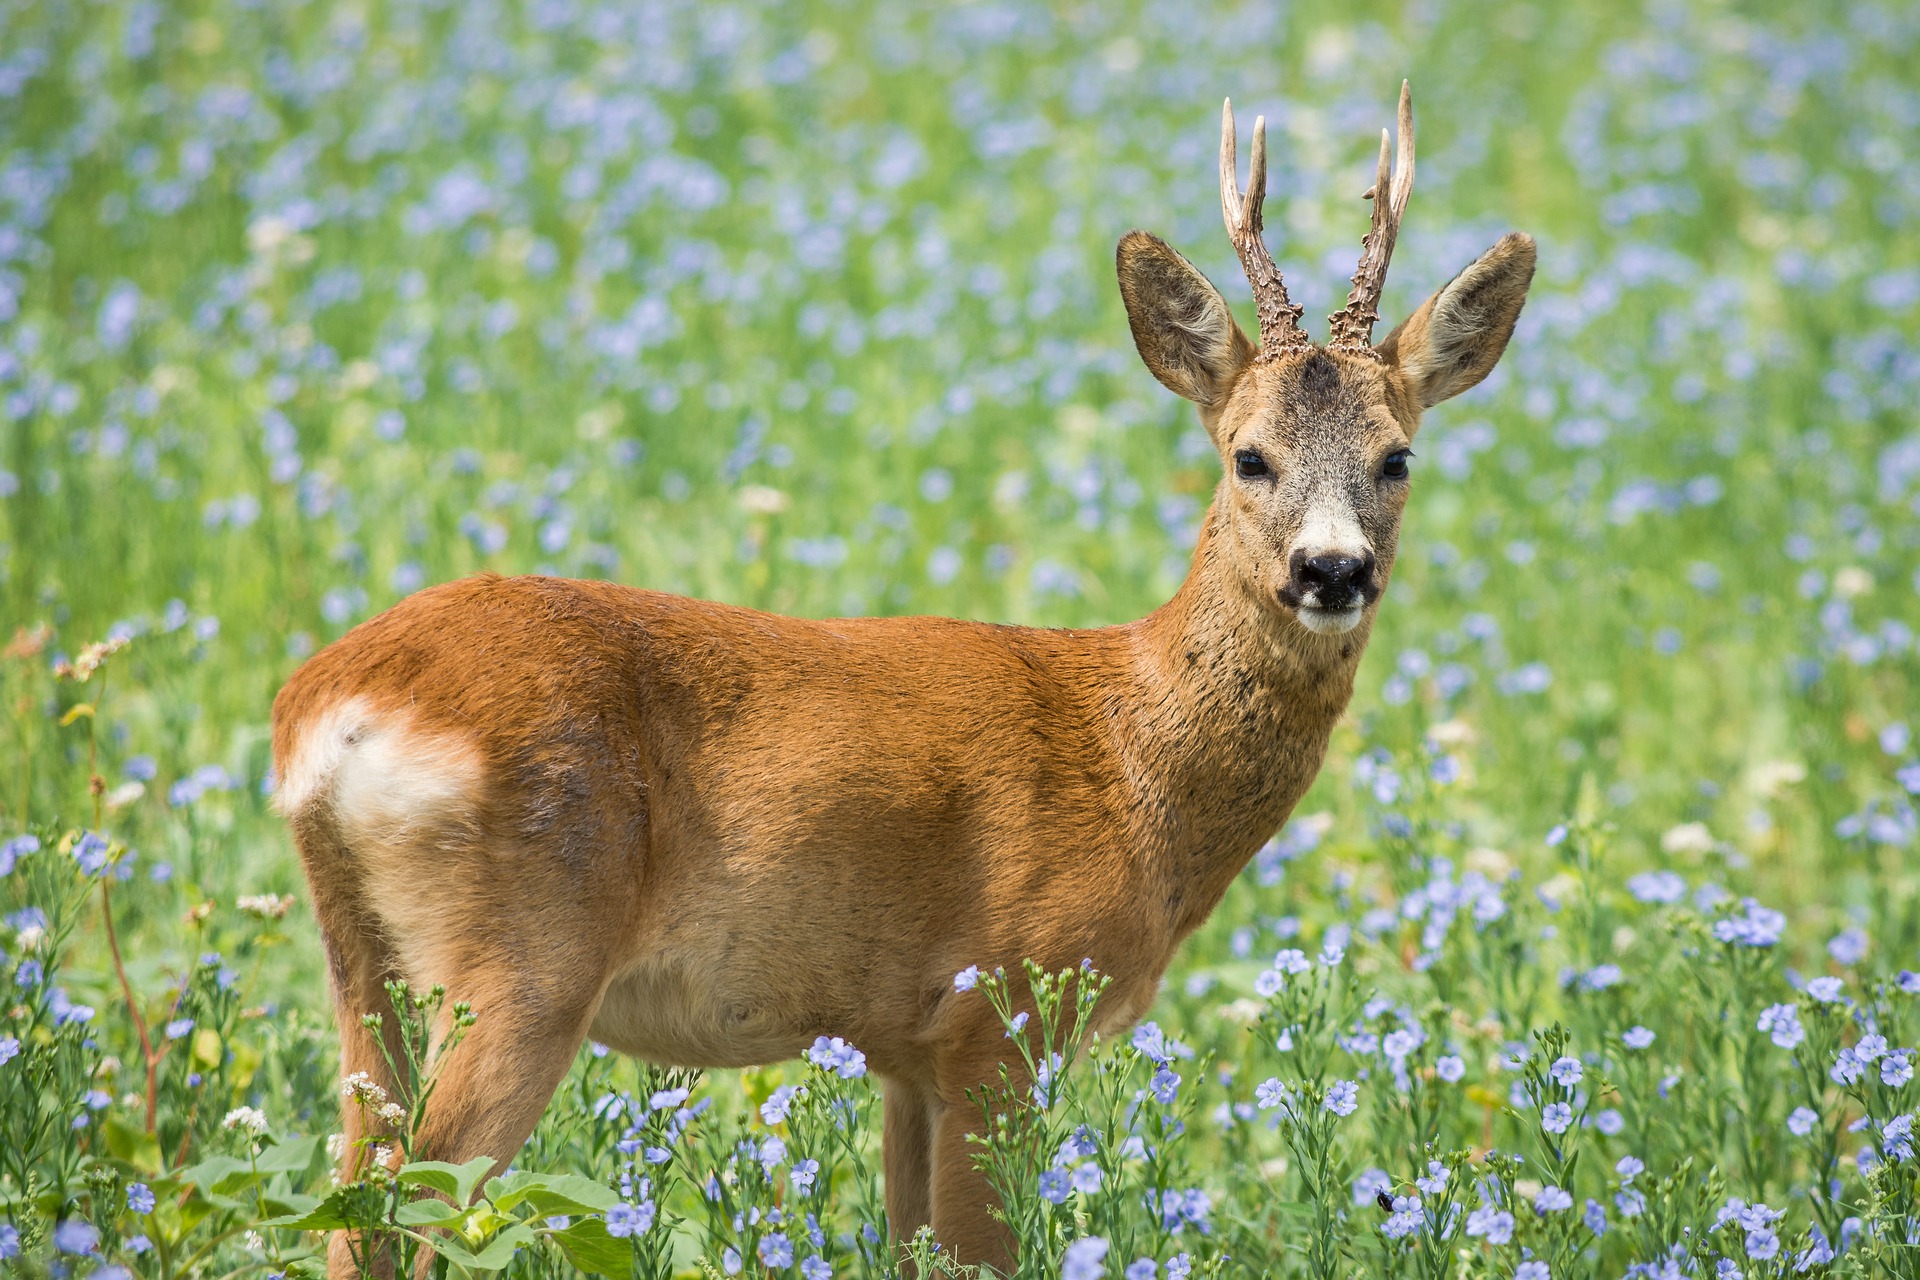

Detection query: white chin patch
(1296, 605), (1364, 636)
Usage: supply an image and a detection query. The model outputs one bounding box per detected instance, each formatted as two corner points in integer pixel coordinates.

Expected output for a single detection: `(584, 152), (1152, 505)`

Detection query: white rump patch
(277, 696), (483, 843)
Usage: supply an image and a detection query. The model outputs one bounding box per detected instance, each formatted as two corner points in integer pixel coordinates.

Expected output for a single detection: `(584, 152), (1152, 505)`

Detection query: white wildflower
(222, 1106), (269, 1136)
(1660, 822), (1716, 855)
(237, 893), (295, 920)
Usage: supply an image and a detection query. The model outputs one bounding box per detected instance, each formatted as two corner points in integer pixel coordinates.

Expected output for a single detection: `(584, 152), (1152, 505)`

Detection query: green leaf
(254, 1134), (324, 1178)
(173, 1154), (253, 1201)
(172, 1137), (322, 1201)
(259, 1188), (357, 1232)
(103, 1115), (163, 1174)
(433, 1222), (536, 1272)
(398, 1156), (496, 1207)
(260, 1192), (323, 1219)
(485, 1171), (619, 1216)
(549, 1218), (634, 1276)
(395, 1198), (469, 1228)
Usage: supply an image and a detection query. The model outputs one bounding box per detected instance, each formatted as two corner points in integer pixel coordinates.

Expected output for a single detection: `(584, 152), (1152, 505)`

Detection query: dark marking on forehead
(1272, 348), (1371, 433)
(1300, 350), (1339, 394)
(1230, 346), (1399, 453)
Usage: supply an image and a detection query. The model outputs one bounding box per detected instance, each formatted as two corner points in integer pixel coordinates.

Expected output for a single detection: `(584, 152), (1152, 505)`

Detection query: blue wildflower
(1466, 1207), (1514, 1244)
(606, 1197), (654, 1240)
(1353, 1168), (1392, 1206)
(1757, 1003), (1804, 1049)
(758, 1233), (793, 1268)
(1829, 928), (1869, 965)
(805, 1036), (866, 1079)
(72, 831), (110, 875)
(1062, 1237), (1108, 1280)
(759, 1084), (804, 1125)
(54, 1220), (99, 1254)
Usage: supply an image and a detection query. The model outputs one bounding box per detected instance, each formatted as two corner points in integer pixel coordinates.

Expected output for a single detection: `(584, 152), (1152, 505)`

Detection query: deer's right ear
(1117, 231), (1256, 409)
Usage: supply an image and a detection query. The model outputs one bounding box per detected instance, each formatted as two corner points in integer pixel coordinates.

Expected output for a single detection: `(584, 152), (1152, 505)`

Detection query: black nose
(1293, 551), (1374, 602)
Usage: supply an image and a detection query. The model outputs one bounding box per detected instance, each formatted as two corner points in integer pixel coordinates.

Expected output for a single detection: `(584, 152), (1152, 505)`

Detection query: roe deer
(272, 81), (1534, 1275)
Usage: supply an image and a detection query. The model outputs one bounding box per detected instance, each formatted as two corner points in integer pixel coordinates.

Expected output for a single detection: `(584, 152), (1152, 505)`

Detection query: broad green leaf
(396, 1198), (469, 1228)
(259, 1188), (357, 1232)
(176, 1196), (216, 1233)
(103, 1114), (163, 1174)
(486, 1171), (619, 1216)
(173, 1154), (253, 1200)
(398, 1155), (497, 1207)
(549, 1217), (634, 1276)
(174, 1140), (319, 1199)
(254, 1134), (324, 1178)
(433, 1222), (536, 1272)
(260, 1192), (322, 1218)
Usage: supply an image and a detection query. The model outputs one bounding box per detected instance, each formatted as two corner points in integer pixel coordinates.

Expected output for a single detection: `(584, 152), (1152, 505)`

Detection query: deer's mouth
(1293, 603), (1365, 636)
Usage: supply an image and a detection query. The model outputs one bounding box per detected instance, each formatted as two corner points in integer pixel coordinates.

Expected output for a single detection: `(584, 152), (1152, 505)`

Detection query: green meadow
(3, 0), (1919, 1275)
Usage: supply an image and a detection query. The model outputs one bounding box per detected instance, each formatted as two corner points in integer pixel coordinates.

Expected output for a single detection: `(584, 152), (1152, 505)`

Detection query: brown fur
(276, 211), (1533, 1274)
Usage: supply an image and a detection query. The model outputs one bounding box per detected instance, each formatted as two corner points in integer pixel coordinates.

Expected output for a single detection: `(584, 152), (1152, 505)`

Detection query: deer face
(1117, 86), (1535, 637)
(1211, 349), (1411, 633)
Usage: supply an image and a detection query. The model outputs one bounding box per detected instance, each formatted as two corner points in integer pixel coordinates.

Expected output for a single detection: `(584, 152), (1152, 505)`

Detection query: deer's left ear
(1377, 232), (1536, 409)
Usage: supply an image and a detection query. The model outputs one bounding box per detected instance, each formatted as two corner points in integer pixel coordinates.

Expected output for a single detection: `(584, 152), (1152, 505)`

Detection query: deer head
(1118, 83), (1535, 637)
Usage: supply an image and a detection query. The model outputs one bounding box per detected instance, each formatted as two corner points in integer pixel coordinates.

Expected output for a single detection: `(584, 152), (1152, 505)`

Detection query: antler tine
(1328, 80), (1416, 355)
(1219, 99), (1242, 228)
(1219, 98), (1309, 360)
(1389, 78), (1415, 219)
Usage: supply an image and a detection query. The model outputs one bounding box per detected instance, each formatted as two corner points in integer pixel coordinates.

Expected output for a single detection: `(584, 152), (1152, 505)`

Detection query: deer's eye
(1234, 449), (1270, 479)
(1381, 449), (1413, 480)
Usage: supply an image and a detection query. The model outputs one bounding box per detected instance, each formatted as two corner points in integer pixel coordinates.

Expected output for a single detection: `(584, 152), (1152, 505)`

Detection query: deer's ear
(1378, 232), (1536, 409)
(1117, 231), (1256, 408)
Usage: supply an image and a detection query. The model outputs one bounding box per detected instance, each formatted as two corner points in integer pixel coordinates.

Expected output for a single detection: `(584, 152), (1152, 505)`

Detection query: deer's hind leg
(286, 810), (412, 1278)
(359, 829), (621, 1170)
(352, 839), (618, 1280)
(303, 710), (634, 1275)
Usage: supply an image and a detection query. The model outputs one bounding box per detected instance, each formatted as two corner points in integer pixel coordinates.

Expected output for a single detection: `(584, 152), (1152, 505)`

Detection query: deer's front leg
(929, 1087), (1016, 1275)
(882, 1077), (936, 1247)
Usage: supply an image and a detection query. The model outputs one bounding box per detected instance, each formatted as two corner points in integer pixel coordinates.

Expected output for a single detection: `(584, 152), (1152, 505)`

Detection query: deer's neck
(1123, 504), (1371, 936)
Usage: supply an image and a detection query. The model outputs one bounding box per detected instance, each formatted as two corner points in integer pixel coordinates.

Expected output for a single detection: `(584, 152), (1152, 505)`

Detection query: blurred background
(2, 0), (1918, 967)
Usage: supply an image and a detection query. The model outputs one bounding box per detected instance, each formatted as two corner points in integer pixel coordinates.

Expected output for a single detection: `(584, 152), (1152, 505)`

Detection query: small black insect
(1376, 1190), (1396, 1213)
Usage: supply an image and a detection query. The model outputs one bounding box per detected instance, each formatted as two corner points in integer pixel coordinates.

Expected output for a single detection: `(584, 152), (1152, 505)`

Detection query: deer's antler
(1327, 80), (1416, 356)
(1220, 100), (1311, 361)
